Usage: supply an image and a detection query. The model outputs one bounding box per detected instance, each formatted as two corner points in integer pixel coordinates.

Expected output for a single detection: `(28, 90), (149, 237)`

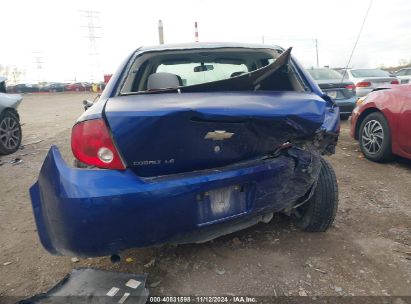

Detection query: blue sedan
(30, 43), (340, 257)
(307, 68), (357, 120)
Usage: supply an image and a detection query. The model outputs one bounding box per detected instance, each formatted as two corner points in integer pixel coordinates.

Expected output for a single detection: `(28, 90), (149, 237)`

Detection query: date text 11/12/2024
(148, 296), (257, 303)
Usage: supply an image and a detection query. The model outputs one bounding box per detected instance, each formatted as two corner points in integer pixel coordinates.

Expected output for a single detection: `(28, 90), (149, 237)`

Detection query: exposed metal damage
(29, 43), (340, 257)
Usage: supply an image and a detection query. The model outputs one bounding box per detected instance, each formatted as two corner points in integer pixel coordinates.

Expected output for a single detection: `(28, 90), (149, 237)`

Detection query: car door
(397, 88), (411, 154)
(396, 69), (409, 84)
(406, 69), (411, 83)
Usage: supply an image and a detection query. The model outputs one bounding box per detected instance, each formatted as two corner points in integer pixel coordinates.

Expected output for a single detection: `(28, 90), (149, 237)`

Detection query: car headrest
(147, 72), (181, 90)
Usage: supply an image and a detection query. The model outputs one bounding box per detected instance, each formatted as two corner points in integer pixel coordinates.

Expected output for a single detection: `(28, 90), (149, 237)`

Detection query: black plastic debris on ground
(18, 268), (149, 304)
(0, 157), (22, 166)
(11, 158), (23, 165)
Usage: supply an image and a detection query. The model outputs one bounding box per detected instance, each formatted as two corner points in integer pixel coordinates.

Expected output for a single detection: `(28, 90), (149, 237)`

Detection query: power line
(342, 0), (373, 77)
(32, 51), (44, 83)
(158, 20), (164, 44)
(194, 22), (199, 42)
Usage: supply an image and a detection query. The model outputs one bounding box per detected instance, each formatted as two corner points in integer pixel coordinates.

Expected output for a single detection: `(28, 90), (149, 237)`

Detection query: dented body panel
(105, 91), (328, 177)
(29, 43), (340, 256)
(30, 145), (321, 256)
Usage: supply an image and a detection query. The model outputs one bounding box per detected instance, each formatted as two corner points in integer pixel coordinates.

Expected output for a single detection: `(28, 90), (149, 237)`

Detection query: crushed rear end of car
(29, 44), (340, 257)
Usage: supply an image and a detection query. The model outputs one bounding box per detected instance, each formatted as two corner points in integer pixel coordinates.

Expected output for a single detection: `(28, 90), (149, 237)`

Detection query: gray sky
(1, 0), (411, 82)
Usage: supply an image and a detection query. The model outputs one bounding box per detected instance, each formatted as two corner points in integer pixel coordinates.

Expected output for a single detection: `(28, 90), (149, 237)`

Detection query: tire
(294, 157), (338, 232)
(358, 112), (392, 162)
(0, 110), (22, 155)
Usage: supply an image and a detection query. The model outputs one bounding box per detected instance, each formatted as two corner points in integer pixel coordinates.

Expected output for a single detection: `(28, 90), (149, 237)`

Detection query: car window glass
(156, 63), (248, 86)
(0, 81), (6, 93)
(336, 70), (350, 79)
(351, 69), (390, 78)
(307, 69), (342, 80)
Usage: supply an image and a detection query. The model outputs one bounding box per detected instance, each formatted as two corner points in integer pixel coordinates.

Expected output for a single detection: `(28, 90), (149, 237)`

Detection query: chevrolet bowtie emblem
(204, 130), (234, 141)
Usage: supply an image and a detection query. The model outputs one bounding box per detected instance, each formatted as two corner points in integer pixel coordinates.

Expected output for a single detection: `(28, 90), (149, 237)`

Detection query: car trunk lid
(317, 80), (355, 99)
(358, 77), (397, 89)
(104, 91), (327, 177)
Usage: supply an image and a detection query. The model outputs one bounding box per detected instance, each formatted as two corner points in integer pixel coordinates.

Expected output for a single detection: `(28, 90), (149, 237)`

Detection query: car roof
(350, 68), (388, 71)
(307, 68), (331, 70)
(138, 42), (283, 52)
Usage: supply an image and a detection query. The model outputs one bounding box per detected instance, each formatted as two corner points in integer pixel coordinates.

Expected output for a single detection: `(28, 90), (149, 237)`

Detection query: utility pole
(262, 36), (265, 44)
(79, 10), (101, 82)
(158, 20), (164, 44)
(194, 22), (199, 42)
(32, 51), (44, 84)
(315, 39), (319, 67)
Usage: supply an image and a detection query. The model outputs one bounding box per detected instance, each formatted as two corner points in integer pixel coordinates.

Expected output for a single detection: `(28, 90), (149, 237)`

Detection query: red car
(64, 82), (91, 92)
(351, 84), (411, 162)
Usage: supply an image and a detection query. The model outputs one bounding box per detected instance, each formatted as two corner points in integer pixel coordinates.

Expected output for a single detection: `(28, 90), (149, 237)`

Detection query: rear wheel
(0, 111), (22, 155)
(359, 112), (391, 162)
(293, 157), (338, 232)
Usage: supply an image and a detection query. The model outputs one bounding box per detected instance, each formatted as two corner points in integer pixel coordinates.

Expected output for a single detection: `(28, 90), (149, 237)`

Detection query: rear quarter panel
(395, 87), (411, 157)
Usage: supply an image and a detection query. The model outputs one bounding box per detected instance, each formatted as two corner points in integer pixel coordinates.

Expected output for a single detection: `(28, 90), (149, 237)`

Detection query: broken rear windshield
(120, 48), (280, 94)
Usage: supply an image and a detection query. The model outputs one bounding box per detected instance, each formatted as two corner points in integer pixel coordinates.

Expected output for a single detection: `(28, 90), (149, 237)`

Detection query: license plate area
(375, 82), (389, 87)
(197, 184), (253, 225)
(326, 90), (337, 99)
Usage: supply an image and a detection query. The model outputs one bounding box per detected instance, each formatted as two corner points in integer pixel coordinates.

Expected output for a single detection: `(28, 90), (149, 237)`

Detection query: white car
(339, 69), (399, 97)
(394, 68), (411, 84)
(0, 76), (23, 155)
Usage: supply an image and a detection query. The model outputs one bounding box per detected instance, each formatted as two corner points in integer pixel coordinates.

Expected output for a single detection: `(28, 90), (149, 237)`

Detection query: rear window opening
(120, 47), (307, 95)
(156, 62), (249, 86)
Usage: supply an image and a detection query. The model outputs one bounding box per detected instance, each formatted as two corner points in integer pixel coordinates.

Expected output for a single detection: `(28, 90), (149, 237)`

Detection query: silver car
(339, 68), (399, 97)
(0, 76), (23, 155)
(394, 68), (411, 84)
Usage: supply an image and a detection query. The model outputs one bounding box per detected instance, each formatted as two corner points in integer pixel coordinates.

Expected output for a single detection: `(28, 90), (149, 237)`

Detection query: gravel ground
(0, 93), (410, 301)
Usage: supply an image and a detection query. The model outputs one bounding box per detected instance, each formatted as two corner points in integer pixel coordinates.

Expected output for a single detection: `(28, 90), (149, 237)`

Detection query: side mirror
(83, 99), (94, 110)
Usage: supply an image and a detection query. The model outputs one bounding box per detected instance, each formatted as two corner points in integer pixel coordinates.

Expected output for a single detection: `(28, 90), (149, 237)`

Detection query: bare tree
(0, 65), (25, 84)
(398, 58), (411, 66)
(12, 67), (24, 84)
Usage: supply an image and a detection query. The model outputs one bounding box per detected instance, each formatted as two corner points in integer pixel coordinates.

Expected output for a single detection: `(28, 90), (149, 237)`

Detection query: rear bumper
(30, 146), (321, 257)
(356, 88), (372, 97)
(336, 97), (357, 115)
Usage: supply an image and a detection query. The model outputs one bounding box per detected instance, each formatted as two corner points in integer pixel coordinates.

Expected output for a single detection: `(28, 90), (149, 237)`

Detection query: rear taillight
(71, 119), (125, 170)
(345, 84), (356, 90)
(356, 82), (371, 88)
(390, 80), (399, 85)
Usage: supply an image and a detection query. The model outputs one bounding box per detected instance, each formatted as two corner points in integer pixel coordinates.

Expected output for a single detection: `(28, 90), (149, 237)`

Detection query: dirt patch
(0, 94), (410, 299)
